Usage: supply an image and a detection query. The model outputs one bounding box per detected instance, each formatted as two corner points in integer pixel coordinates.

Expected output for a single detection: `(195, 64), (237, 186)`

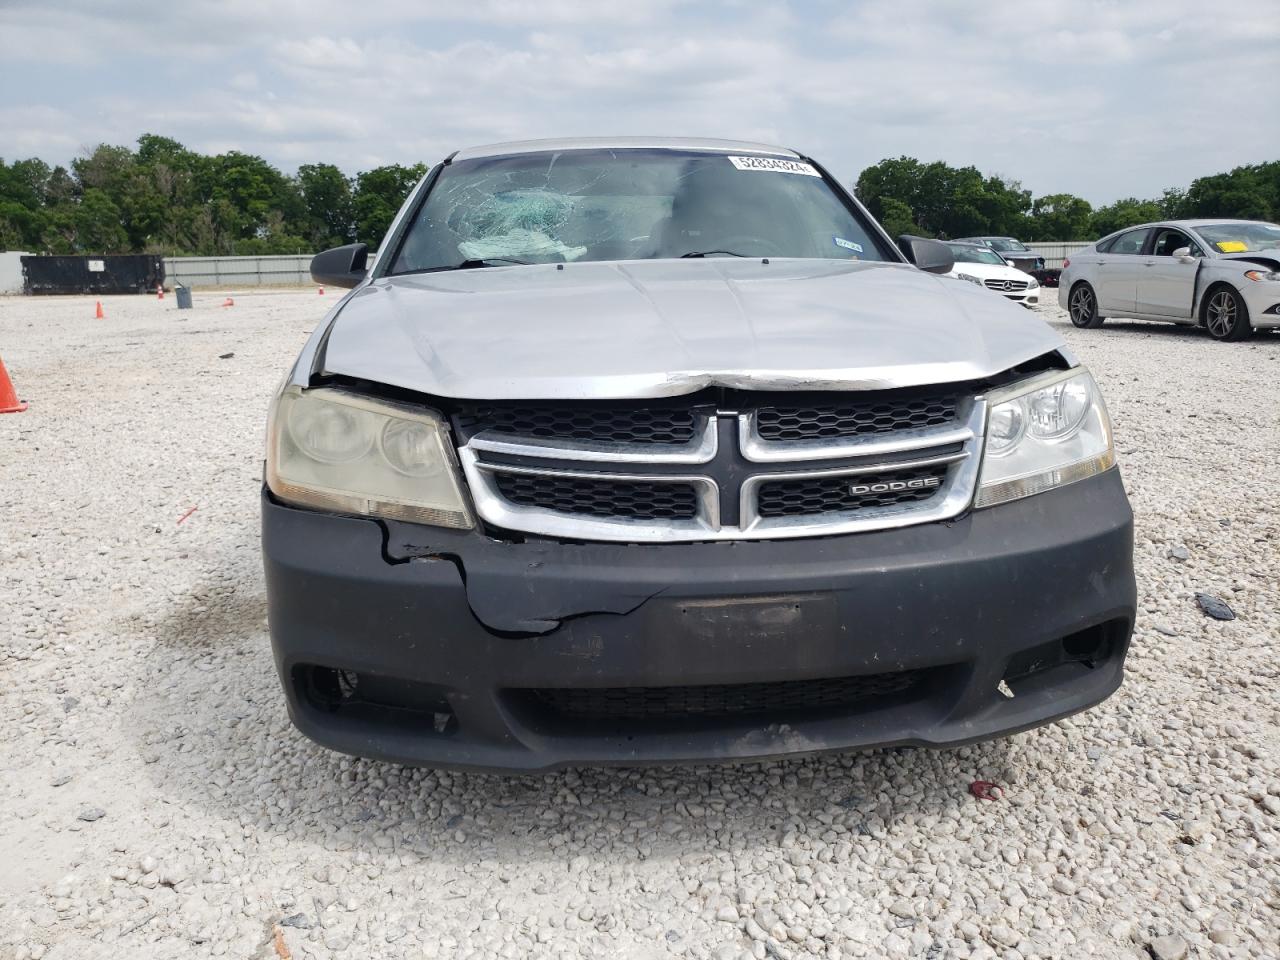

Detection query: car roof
(450, 136), (802, 162)
(1115, 219), (1269, 233)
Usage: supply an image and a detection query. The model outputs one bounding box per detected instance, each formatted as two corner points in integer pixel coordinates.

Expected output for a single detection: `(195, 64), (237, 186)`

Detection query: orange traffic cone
(95, 301), (104, 319)
(318, 286), (325, 296)
(222, 297), (234, 307)
(157, 284), (164, 300)
(0, 356), (27, 414)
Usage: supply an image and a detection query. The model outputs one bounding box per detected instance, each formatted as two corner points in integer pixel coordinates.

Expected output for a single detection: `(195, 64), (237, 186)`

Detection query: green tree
(1088, 197), (1164, 238)
(1177, 162), (1278, 221)
(1026, 193), (1093, 241)
(297, 163), (355, 248)
(197, 151), (306, 243)
(1158, 187), (1186, 218)
(854, 157), (1030, 239)
(5, 158), (52, 206)
(137, 134), (195, 168)
(354, 163), (427, 249)
(876, 197), (929, 238)
(40, 188), (128, 253)
(72, 145), (136, 195)
(0, 158), (52, 248)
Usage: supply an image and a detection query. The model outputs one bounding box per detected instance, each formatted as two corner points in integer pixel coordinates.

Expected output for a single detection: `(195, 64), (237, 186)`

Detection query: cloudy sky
(1, 0), (1276, 204)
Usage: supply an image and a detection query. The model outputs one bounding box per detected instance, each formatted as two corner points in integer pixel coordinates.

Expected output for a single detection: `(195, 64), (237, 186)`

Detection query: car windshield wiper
(679, 250), (749, 258)
(397, 258), (533, 276)
(451, 257), (532, 269)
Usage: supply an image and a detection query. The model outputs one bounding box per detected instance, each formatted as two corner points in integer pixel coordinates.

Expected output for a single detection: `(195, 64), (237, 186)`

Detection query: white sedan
(945, 242), (1039, 308)
(1058, 218), (1280, 341)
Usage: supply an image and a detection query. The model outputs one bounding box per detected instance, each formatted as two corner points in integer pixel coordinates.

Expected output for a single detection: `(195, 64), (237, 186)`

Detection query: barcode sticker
(727, 156), (820, 177)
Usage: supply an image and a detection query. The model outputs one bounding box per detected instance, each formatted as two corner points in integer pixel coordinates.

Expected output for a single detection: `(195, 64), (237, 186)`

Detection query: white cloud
(0, 0), (1276, 203)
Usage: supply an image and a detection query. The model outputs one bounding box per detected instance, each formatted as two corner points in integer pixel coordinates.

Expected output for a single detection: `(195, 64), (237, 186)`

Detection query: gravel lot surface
(1, 288), (1278, 960)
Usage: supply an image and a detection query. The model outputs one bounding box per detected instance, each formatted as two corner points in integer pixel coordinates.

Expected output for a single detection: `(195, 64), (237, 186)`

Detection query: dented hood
(319, 258), (1065, 399)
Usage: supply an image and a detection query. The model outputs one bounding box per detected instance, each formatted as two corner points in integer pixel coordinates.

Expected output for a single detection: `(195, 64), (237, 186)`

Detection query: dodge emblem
(849, 477), (942, 496)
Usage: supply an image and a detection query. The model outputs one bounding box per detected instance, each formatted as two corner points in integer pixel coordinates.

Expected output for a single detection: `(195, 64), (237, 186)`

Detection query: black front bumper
(262, 469), (1136, 772)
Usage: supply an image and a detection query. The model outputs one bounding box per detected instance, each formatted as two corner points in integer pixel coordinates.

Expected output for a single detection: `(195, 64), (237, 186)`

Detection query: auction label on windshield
(728, 156), (820, 176)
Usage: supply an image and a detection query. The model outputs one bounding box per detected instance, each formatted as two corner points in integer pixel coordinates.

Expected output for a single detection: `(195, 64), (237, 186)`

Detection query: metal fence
(1025, 242), (1091, 268)
(154, 244), (1093, 287)
(163, 254), (315, 287)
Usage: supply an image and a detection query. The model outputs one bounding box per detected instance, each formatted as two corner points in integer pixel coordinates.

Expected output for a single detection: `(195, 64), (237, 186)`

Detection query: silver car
(1058, 219), (1280, 341)
(953, 236), (1045, 273)
(263, 137), (1135, 770)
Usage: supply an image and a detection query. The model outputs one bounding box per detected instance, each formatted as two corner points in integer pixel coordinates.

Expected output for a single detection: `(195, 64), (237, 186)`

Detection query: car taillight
(1062, 258), (1071, 269)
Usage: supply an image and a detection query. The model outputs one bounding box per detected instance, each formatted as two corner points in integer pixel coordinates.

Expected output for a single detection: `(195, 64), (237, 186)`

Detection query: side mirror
(897, 235), (955, 275)
(311, 243), (369, 288)
(1172, 247), (1196, 263)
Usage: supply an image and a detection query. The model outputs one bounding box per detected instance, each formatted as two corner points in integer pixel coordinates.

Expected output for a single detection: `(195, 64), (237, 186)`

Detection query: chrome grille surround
(458, 397), (987, 543)
(984, 278), (1029, 292)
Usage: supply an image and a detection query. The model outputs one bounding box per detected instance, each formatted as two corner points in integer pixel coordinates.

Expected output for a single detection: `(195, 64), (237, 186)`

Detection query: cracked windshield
(389, 148), (890, 272)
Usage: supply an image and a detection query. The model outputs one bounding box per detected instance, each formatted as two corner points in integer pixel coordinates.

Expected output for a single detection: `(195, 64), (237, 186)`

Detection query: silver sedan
(1058, 219), (1280, 341)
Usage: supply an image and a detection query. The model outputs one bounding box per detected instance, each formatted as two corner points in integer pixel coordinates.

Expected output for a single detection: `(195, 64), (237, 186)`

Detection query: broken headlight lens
(975, 369), (1114, 508)
(267, 387), (473, 528)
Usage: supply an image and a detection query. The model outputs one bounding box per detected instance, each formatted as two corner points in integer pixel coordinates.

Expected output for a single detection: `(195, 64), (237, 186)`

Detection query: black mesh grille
(757, 464), (950, 518)
(494, 472), (698, 521)
(523, 670), (925, 721)
(458, 403), (697, 444)
(756, 393), (959, 441)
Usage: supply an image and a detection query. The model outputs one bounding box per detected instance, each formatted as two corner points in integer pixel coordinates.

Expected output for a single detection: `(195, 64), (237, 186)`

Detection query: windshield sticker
(833, 236), (863, 254)
(1216, 240), (1248, 253)
(727, 156), (821, 177)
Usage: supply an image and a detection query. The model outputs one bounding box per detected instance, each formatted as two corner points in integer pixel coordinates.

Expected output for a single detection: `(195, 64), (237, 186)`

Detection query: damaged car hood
(1218, 251), (1280, 270)
(319, 258), (1065, 399)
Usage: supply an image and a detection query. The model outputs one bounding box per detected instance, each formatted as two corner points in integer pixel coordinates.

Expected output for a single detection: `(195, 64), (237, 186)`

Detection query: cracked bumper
(262, 470), (1135, 772)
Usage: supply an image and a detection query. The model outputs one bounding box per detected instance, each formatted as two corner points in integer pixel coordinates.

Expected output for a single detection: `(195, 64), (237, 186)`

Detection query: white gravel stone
(0, 291), (1278, 958)
(1149, 934), (1189, 960)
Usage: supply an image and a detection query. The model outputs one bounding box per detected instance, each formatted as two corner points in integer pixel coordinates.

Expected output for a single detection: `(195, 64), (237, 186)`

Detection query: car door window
(1152, 229), (1201, 257)
(1107, 228), (1151, 255)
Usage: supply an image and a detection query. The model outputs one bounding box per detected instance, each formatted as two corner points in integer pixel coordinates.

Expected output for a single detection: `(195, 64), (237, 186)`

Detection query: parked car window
(948, 244), (1007, 265)
(1194, 221), (1280, 254)
(1152, 229), (1201, 257)
(389, 149), (893, 273)
(985, 238), (1031, 253)
(1105, 228), (1151, 255)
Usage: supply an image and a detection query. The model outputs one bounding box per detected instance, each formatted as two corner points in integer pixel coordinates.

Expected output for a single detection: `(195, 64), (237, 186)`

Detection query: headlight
(975, 369), (1115, 508)
(267, 387), (473, 528)
(1244, 269), (1280, 282)
(956, 273), (984, 285)
(1027, 276), (1040, 289)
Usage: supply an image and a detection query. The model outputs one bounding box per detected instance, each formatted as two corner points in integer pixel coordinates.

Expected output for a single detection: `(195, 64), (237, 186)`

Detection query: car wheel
(1068, 283), (1104, 328)
(1202, 286), (1252, 341)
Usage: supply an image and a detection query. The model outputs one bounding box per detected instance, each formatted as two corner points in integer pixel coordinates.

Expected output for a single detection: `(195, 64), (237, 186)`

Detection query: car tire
(1202, 286), (1252, 342)
(1068, 282), (1105, 329)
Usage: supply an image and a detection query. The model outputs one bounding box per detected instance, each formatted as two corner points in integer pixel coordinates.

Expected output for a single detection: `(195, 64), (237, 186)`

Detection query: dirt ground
(1, 287), (1277, 960)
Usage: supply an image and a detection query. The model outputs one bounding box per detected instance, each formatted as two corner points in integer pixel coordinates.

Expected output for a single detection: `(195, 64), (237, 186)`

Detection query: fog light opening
(295, 665), (458, 736)
(1001, 621), (1122, 693)
(304, 666), (360, 711)
(1061, 627), (1107, 665)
